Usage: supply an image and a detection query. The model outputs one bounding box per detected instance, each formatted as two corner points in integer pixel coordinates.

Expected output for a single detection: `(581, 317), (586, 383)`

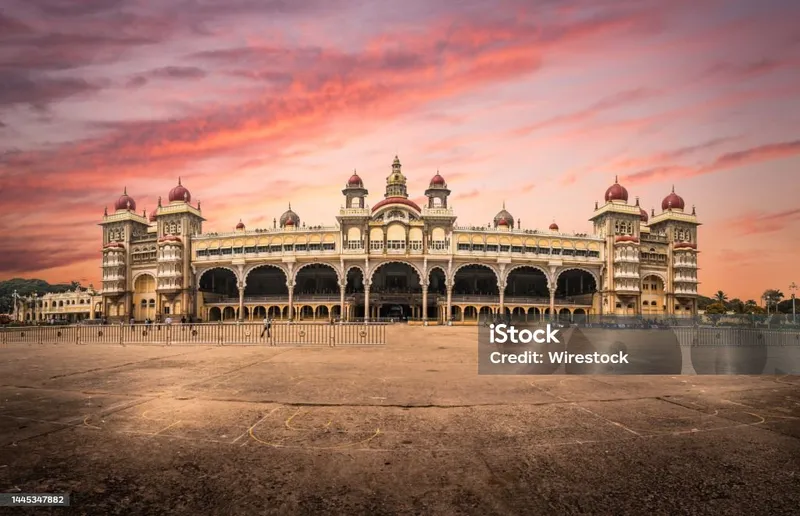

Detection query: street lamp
(790, 282), (798, 324)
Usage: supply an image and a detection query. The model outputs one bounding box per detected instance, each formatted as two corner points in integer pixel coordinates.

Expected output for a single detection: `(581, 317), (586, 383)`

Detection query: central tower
(385, 155), (408, 198)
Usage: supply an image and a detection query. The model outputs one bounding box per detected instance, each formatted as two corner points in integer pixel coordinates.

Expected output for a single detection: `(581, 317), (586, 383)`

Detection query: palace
(25, 156), (701, 324)
(16, 286), (103, 324)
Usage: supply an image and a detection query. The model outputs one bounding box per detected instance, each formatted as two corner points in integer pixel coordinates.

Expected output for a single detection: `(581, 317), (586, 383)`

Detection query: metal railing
(0, 322), (387, 347)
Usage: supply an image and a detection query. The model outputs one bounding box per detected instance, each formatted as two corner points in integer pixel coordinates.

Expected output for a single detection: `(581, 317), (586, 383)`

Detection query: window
(511, 246), (523, 253)
(458, 243), (470, 251)
(283, 245), (293, 252)
(245, 246), (257, 254)
(486, 245), (498, 252)
(322, 243), (335, 251)
(499, 245), (510, 252)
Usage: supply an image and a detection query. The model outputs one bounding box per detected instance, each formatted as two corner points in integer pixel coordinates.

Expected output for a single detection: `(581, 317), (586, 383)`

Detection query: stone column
(549, 286), (556, 320)
(446, 285), (453, 323)
(498, 283), (505, 318)
(364, 280), (371, 323)
(238, 286), (245, 322)
(422, 284), (428, 321)
(339, 283), (346, 324)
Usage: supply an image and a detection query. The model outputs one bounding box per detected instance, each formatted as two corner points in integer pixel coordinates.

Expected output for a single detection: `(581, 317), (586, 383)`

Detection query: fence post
(120, 324), (125, 347)
(76, 326), (80, 345)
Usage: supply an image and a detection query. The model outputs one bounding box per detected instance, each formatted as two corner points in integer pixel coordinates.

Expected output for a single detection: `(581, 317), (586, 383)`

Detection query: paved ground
(0, 326), (798, 515)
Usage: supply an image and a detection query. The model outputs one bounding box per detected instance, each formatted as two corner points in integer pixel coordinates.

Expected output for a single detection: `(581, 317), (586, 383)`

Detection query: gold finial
(123, 186), (127, 195)
(614, 175), (618, 183)
(502, 200), (506, 209)
(671, 184), (675, 193)
(178, 176), (182, 186)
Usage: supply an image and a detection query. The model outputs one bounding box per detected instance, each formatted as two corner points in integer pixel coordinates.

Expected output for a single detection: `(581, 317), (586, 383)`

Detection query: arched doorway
(453, 265), (499, 296)
(555, 269), (597, 306)
(345, 267), (365, 320)
(505, 266), (549, 303)
(245, 265), (288, 297)
(370, 262), (421, 319)
(428, 267), (447, 321)
(133, 274), (156, 321)
(294, 264), (339, 296)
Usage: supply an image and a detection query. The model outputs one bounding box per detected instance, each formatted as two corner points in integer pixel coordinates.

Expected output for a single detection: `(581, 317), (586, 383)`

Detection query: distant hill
(0, 278), (84, 313)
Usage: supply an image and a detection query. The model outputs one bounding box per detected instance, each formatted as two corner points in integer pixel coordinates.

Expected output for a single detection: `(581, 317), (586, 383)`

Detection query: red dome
(497, 217), (509, 226)
(661, 186), (685, 211)
(114, 188), (136, 211)
(430, 172), (446, 186)
(285, 218), (295, 226)
(149, 209), (157, 222)
(549, 222), (559, 231)
(236, 220), (245, 230)
(640, 207), (648, 223)
(604, 177), (628, 203)
(168, 178), (191, 203)
(347, 172), (363, 187)
(371, 197), (421, 212)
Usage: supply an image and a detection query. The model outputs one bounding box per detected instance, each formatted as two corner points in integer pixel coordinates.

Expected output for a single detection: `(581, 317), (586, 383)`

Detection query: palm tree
(714, 290), (728, 304)
(762, 289), (784, 312)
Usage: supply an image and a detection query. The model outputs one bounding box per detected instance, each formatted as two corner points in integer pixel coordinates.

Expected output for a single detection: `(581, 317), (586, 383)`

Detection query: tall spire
(178, 176), (182, 186)
(123, 186), (127, 195)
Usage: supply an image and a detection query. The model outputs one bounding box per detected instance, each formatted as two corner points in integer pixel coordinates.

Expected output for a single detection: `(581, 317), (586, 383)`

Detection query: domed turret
(168, 177), (191, 203)
(279, 203), (300, 227)
(236, 220), (245, 230)
(114, 187), (136, 212)
(493, 203), (514, 229)
(347, 171), (363, 187)
(549, 222), (559, 231)
(640, 207), (649, 222)
(149, 209), (157, 223)
(661, 185), (685, 211)
(429, 171), (446, 187)
(604, 176), (628, 203)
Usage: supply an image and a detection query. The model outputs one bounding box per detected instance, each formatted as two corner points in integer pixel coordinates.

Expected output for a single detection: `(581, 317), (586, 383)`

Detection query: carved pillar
(498, 282), (506, 316)
(549, 286), (556, 319)
(364, 280), (371, 323)
(238, 286), (245, 322)
(422, 283), (428, 321)
(446, 284), (453, 323)
(339, 283), (346, 323)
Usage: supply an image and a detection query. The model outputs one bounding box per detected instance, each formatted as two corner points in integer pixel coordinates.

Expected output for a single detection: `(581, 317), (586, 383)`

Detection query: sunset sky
(0, 0), (798, 302)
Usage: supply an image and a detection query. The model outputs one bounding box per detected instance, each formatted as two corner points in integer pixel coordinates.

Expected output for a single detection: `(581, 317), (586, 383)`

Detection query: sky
(0, 0), (798, 302)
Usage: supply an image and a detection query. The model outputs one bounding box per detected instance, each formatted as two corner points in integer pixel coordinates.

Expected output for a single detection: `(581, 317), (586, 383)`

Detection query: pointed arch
(367, 260), (423, 284)
(450, 262), (500, 286)
(502, 264), (551, 287)
(196, 266), (241, 289)
(554, 266), (600, 288)
(243, 263), (289, 287)
(292, 262), (341, 285)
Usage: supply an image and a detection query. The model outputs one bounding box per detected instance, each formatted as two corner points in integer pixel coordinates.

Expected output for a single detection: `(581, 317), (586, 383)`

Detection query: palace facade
(16, 286), (103, 323)
(92, 156), (699, 324)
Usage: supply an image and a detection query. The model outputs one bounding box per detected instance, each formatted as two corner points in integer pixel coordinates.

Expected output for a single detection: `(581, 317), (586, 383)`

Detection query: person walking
(260, 316), (271, 339)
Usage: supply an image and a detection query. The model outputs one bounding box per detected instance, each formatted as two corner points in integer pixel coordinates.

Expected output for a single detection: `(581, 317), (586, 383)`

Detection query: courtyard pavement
(0, 326), (798, 514)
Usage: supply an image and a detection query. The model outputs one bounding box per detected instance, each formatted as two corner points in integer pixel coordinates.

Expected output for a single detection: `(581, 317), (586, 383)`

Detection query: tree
(728, 298), (745, 314)
(714, 290), (729, 304)
(762, 289), (784, 312)
(704, 302), (727, 315)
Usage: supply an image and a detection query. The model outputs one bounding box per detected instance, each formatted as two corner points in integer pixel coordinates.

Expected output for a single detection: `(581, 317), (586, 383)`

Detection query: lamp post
(790, 282), (797, 324)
